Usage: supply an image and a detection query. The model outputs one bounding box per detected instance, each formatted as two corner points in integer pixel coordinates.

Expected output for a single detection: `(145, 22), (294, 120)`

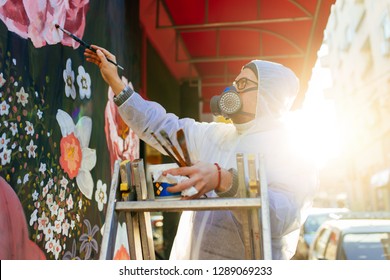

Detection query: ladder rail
(99, 160), (121, 260)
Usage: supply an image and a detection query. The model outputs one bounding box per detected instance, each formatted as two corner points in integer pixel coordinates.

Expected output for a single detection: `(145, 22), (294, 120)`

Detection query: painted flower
(29, 209), (38, 227)
(63, 239), (81, 260)
(0, 72), (5, 87)
(0, 100), (9, 115)
(79, 219), (99, 260)
(105, 79), (139, 174)
(0, 132), (10, 149)
(77, 65), (91, 99)
(60, 176), (69, 188)
(9, 122), (18, 136)
(45, 238), (55, 254)
(32, 189), (39, 201)
(16, 87), (29, 107)
(59, 133), (82, 179)
(44, 223), (54, 241)
(94, 179), (107, 211)
(0, 147), (11, 165)
(24, 121), (35, 136)
(38, 212), (49, 231)
(62, 219), (71, 237)
(63, 59), (76, 100)
(57, 207), (65, 221)
(53, 239), (62, 260)
(0, 0), (89, 48)
(39, 162), (46, 174)
(26, 139), (37, 158)
(37, 109), (43, 119)
(66, 195), (74, 212)
(56, 109), (96, 199)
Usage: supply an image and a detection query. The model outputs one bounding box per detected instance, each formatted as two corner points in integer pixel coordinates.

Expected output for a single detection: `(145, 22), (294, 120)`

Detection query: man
(85, 46), (318, 259)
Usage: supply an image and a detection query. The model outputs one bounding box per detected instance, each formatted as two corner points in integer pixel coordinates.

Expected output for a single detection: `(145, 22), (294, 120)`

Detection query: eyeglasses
(233, 77), (258, 91)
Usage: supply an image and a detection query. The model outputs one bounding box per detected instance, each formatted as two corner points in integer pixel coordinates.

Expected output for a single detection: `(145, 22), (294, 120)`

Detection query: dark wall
(0, 0), (141, 260)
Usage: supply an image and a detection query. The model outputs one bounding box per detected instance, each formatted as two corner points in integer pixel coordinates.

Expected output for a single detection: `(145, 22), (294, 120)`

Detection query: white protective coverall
(117, 60), (318, 260)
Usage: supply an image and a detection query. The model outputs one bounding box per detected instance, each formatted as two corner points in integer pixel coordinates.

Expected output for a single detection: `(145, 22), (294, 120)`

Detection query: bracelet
(113, 85), (133, 106)
(214, 163), (221, 189)
(216, 168), (239, 198)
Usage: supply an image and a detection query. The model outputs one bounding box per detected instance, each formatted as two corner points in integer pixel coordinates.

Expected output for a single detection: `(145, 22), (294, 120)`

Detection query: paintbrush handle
(151, 132), (186, 167)
(177, 129), (192, 166)
(56, 25), (124, 70)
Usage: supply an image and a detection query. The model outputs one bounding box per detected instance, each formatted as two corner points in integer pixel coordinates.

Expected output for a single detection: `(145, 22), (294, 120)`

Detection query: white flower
(12, 58), (16, 65)
(59, 188), (66, 202)
(56, 109), (96, 199)
(62, 219), (70, 236)
(44, 223), (54, 241)
(0, 72), (5, 87)
(66, 194), (74, 210)
(57, 208), (65, 222)
(38, 212), (49, 231)
(46, 193), (54, 207)
(63, 58), (76, 100)
(42, 185), (49, 198)
(0, 147), (11, 165)
(0, 132), (10, 149)
(29, 209), (38, 226)
(53, 239), (62, 260)
(16, 87), (29, 107)
(60, 176), (68, 188)
(0, 100), (10, 115)
(54, 220), (62, 234)
(39, 162), (46, 174)
(23, 173), (29, 184)
(10, 122), (18, 136)
(95, 179), (107, 211)
(25, 121), (35, 136)
(77, 65), (91, 99)
(32, 189), (39, 201)
(50, 201), (59, 217)
(26, 139), (37, 158)
(45, 238), (55, 253)
(37, 109), (43, 119)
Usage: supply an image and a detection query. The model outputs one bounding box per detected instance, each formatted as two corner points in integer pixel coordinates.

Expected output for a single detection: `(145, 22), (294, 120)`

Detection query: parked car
(308, 216), (390, 260)
(293, 207), (349, 259)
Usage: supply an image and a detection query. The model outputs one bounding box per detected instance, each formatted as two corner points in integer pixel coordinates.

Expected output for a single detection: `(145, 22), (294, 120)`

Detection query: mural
(0, 0), (140, 260)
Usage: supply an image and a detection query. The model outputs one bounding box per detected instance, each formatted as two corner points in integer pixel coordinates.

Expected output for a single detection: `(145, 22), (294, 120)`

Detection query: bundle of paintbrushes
(149, 129), (192, 167)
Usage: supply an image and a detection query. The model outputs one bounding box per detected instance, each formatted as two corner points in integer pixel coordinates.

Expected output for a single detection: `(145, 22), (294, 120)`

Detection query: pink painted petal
(0, 0), (29, 38)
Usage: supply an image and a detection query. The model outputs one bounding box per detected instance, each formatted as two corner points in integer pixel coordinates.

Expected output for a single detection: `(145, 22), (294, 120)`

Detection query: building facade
(323, 0), (390, 210)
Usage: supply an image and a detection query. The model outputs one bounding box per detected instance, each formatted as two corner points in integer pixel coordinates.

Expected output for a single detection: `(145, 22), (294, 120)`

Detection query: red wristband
(214, 163), (221, 189)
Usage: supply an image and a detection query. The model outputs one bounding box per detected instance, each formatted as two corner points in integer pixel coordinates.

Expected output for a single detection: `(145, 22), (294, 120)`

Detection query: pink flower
(104, 77), (139, 175)
(0, 0), (90, 48)
(59, 133), (82, 180)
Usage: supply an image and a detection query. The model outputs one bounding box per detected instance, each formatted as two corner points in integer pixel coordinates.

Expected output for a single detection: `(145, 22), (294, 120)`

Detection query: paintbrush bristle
(55, 24), (59, 28)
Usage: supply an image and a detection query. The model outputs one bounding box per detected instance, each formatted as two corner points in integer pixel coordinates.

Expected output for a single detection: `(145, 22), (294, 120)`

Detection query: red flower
(59, 133), (82, 179)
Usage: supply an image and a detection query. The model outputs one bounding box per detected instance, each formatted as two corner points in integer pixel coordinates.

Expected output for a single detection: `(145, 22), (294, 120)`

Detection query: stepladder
(100, 153), (272, 260)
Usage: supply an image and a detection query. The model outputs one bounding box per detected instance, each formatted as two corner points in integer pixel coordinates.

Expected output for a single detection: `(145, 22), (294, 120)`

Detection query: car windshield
(341, 232), (390, 260)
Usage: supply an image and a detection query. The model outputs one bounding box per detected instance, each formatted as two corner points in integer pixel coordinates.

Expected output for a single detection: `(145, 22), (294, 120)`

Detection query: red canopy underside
(141, 0), (335, 113)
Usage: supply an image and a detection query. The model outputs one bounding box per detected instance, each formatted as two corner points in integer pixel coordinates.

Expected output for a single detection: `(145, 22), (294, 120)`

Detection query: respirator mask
(210, 78), (257, 119)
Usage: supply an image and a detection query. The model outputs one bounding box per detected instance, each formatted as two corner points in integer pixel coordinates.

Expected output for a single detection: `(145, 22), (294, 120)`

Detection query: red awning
(140, 0), (335, 113)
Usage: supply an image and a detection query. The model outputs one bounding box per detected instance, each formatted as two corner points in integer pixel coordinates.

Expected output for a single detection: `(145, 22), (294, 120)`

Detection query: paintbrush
(159, 130), (187, 167)
(54, 24), (124, 70)
(176, 128), (192, 166)
(150, 131), (186, 167)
